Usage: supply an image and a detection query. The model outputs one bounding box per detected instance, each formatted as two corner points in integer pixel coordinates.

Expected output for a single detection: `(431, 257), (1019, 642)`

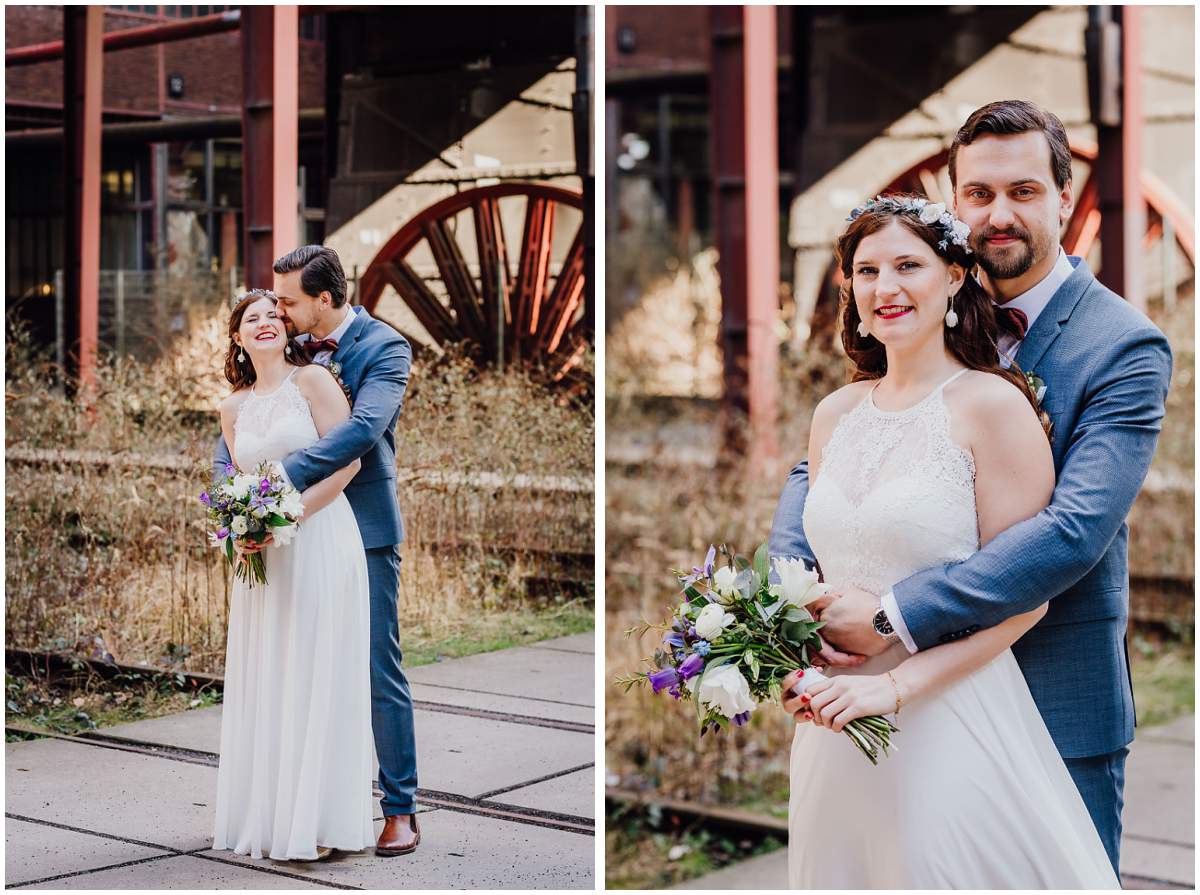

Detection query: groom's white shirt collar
(881, 248), (1073, 653)
(299, 304), (356, 349)
(995, 248), (1074, 367)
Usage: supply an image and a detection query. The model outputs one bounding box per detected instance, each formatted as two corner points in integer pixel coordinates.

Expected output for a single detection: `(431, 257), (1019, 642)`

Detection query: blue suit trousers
(1064, 746), (1128, 878)
(365, 545), (417, 816)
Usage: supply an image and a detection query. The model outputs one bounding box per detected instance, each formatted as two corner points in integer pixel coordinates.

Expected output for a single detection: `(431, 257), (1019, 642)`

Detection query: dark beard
(971, 224), (1054, 281)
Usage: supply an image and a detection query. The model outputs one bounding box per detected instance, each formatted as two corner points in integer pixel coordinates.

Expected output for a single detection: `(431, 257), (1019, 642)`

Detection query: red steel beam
(62, 6), (103, 391)
(1091, 6), (1145, 309)
(743, 5), (781, 472)
(710, 6), (780, 468)
(241, 6), (299, 288)
(7, 10), (242, 67)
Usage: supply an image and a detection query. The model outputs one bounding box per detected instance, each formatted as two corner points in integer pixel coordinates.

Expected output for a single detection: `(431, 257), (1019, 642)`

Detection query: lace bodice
(233, 369), (319, 469)
(802, 370), (979, 596)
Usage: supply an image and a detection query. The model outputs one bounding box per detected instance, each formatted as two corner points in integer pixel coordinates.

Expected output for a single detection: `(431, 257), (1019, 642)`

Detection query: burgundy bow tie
(301, 338), (339, 359)
(995, 306), (1029, 341)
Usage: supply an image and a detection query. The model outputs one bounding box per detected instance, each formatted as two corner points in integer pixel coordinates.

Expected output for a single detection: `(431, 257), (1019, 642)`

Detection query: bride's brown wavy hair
(224, 289), (309, 390)
(836, 194), (1050, 435)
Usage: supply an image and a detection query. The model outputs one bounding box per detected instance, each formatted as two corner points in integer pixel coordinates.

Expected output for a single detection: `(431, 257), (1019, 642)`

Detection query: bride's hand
(802, 674), (895, 733)
(235, 533), (274, 554)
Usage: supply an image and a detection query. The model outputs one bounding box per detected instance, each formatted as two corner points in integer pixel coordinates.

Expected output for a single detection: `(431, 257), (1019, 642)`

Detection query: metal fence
(53, 267), (242, 365)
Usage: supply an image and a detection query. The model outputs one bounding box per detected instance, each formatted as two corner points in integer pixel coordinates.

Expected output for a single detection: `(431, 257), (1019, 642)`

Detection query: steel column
(241, 6), (299, 288)
(743, 6), (781, 470)
(709, 6), (780, 468)
(62, 6), (103, 390)
(1088, 6), (1145, 309)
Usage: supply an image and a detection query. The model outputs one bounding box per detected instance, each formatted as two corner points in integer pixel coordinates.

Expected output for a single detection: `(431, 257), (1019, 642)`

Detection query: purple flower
(663, 631), (686, 649)
(199, 491), (211, 507)
(224, 463), (235, 477)
(216, 527), (230, 539)
(648, 668), (681, 694)
(694, 640), (711, 657)
(259, 478), (271, 496)
(678, 652), (705, 680)
(703, 545), (716, 578)
(733, 711), (751, 727)
(668, 683), (684, 700)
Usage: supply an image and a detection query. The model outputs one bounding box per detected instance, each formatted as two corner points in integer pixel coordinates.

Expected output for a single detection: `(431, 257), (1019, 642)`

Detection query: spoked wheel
(358, 183), (587, 377)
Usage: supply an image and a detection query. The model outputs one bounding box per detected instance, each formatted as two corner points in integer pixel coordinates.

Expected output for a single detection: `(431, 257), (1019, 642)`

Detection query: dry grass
(5, 307), (594, 675)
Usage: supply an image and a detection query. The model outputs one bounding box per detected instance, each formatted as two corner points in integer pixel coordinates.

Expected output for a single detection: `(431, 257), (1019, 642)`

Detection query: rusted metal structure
(1087, 5), (1145, 309)
(240, 6), (298, 288)
(7, 8), (243, 66)
(61, 6), (103, 390)
(357, 184), (587, 374)
(8, 6), (590, 385)
(708, 6), (780, 468)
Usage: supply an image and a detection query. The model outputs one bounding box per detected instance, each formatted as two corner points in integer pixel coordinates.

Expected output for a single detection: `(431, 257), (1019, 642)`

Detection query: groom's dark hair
(273, 245), (348, 307)
(948, 100), (1073, 192)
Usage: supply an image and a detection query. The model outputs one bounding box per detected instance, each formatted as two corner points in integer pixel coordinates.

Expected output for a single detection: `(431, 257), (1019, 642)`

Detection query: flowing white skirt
(213, 493), (375, 860)
(788, 645), (1119, 889)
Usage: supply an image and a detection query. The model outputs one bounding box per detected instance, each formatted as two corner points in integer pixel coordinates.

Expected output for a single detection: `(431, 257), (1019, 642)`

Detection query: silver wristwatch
(872, 605), (901, 645)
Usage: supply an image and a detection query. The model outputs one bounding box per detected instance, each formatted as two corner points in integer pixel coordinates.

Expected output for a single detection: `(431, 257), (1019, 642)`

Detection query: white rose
(919, 202), (946, 224)
(232, 473), (259, 499)
(952, 219), (971, 241)
(271, 521), (298, 547)
(230, 516), (248, 535)
(773, 556), (830, 608)
(694, 663), (756, 719)
(694, 602), (736, 641)
(710, 565), (740, 604)
(278, 490), (305, 518)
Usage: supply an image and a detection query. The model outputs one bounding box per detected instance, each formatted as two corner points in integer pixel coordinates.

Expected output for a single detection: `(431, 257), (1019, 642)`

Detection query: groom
(214, 245), (420, 855)
(771, 100), (1172, 875)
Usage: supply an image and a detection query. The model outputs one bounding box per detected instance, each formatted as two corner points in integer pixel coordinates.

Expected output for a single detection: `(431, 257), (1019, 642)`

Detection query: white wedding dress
(789, 370), (1118, 889)
(213, 367), (375, 860)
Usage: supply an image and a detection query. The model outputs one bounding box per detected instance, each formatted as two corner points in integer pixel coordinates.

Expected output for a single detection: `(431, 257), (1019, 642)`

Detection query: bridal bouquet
(200, 462), (303, 585)
(617, 544), (900, 764)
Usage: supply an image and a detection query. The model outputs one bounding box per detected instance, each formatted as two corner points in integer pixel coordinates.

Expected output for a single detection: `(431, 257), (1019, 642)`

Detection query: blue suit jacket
(214, 305), (411, 550)
(768, 258), (1172, 759)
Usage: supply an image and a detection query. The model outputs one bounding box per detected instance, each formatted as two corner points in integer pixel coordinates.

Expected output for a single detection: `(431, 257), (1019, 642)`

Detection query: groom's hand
(817, 586), (890, 657)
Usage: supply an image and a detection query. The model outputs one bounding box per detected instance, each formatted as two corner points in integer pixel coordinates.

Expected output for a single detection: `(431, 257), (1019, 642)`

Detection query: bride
(211, 289), (375, 861)
(780, 197), (1117, 888)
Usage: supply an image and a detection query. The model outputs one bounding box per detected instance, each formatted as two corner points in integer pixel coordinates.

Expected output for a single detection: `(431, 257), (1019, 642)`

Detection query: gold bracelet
(885, 671), (902, 718)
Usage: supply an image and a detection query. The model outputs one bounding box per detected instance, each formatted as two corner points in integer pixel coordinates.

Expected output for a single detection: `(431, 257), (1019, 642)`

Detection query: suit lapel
(1015, 257), (1094, 373)
(332, 306), (370, 363)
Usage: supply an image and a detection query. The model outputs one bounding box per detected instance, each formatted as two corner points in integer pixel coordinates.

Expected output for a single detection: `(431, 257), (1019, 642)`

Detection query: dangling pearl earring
(236, 344), (246, 363)
(944, 296), (959, 329)
(857, 321), (870, 338)
(284, 344), (292, 357)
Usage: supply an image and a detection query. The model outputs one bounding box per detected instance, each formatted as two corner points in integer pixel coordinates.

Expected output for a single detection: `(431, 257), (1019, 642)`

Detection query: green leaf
(734, 553), (750, 572)
(752, 543), (770, 584)
(684, 585), (702, 602)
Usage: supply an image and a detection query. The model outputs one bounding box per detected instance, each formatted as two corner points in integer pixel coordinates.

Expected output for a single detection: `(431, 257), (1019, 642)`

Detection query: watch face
(873, 609), (894, 636)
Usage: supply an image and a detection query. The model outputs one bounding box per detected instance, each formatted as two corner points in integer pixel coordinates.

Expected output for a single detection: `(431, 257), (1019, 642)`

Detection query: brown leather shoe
(376, 813), (419, 856)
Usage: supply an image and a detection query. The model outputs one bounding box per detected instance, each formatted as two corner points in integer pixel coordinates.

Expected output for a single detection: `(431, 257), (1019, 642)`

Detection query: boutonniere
(1025, 371), (1047, 405)
(322, 359), (354, 404)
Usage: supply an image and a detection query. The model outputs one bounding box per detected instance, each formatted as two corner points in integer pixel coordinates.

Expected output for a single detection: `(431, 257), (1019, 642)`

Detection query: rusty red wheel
(358, 183), (587, 376)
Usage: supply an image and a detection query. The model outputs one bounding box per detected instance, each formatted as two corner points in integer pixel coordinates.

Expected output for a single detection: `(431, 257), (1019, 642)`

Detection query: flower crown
(847, 195), (972, 254)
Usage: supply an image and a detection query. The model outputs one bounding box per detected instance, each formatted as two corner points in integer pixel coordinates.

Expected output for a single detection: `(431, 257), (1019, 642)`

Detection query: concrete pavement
(673, 714), (1194, 890)
(5, 633), (596, 890)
